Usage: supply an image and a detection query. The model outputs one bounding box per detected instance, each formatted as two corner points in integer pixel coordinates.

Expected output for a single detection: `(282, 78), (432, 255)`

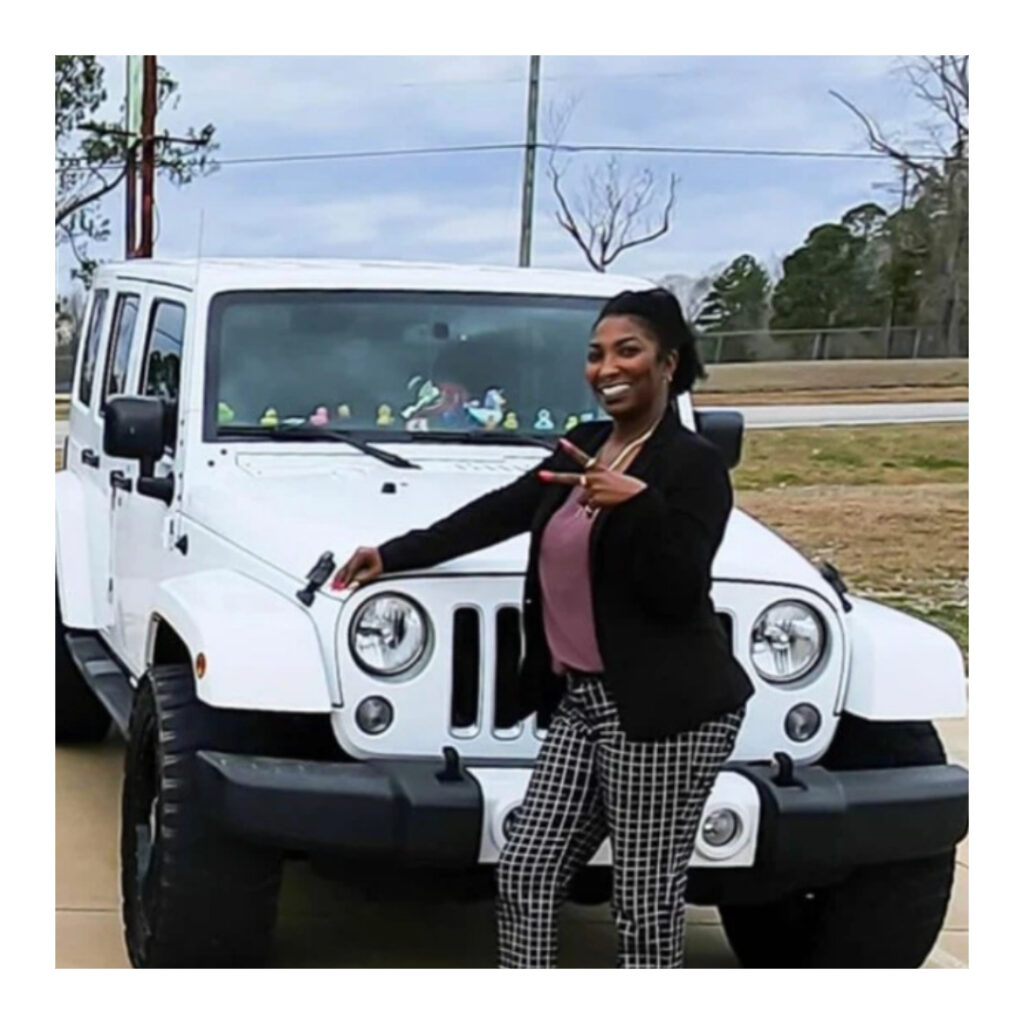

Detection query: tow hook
(436, 746), (464, 783)
(297, 551), (337, 607)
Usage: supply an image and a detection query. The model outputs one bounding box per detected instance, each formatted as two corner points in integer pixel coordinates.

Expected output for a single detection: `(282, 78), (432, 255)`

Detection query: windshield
(205, 290), (612, 440)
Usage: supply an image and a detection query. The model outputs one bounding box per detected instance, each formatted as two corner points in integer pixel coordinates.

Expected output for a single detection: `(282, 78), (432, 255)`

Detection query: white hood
(185, 448), (835, 603)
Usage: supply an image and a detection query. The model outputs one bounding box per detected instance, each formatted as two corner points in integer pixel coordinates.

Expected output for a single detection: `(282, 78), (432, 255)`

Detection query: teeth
(601, 384), (629, 396)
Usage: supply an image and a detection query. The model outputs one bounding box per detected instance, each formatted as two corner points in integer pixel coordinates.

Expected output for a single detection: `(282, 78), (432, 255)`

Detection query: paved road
(55, 716), (968, 968)
(54, 402), (968, 449)
(730, 401), (968, 429)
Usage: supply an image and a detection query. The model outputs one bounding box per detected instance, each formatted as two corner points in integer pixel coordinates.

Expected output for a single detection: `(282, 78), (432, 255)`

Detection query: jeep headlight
(349, 594), (430, 677)
(750, 600), (825, 683)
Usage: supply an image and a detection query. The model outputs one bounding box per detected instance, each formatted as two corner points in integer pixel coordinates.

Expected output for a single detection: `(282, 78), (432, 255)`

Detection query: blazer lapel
(587, 405), (682, 563)
(531, 421), (612, 536)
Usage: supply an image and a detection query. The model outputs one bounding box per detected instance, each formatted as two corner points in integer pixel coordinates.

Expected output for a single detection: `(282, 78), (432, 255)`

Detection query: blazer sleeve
(377, 446), (563, 574)
(613, 440), (733, 621)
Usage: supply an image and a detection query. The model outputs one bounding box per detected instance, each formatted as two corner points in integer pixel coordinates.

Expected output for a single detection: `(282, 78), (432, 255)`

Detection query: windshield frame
(202, 288), (610, 443)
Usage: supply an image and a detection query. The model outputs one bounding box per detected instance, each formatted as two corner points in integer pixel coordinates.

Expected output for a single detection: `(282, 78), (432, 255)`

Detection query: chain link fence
(696, 325), (968, 366)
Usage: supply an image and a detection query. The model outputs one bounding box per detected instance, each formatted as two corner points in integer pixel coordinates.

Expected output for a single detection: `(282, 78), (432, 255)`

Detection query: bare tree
(544, 99), (678, 272)
(659, 270), (721, 323)
(831, 56), (968, 355)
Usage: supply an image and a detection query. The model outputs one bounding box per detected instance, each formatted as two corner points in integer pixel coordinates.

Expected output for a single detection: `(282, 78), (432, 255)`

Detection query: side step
(64, 635), (135, 737)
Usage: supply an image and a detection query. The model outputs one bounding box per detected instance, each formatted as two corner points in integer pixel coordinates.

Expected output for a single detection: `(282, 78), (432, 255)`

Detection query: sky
(56, 55), (944, 294)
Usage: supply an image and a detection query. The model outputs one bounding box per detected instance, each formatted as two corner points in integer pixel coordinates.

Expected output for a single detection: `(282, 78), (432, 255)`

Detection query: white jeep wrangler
(55, 258), (968, 968)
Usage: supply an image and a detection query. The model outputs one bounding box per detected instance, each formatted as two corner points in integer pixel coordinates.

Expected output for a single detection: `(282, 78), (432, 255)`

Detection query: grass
(693, 385), (968, 406)
(733, 423), (968, 491)
(699, 357), (968, 393)
(736, 426), (968, 667)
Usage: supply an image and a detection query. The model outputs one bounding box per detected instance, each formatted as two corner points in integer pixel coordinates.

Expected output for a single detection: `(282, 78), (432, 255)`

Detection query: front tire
(719, 716), (959, 968)
(121, 665), (283, 967)
(55, 584), (110, 743)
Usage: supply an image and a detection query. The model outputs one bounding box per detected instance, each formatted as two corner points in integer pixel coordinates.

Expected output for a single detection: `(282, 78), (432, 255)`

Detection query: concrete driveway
(55, 716), (968, 968)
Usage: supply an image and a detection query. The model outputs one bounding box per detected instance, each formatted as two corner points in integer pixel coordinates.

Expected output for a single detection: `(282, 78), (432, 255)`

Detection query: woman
(333, 288), (754, 968)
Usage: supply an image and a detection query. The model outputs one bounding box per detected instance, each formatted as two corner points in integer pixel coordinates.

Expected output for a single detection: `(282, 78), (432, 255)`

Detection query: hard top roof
(95, 257), (656, 297)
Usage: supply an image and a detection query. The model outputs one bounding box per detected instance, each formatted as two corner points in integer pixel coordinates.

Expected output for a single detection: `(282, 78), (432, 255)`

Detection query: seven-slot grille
(448, 606), (736, 735)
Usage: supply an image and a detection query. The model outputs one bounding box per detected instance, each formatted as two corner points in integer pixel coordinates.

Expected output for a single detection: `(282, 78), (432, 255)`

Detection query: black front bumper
(690, 761), (968, 904)
(195, 750), (968, 879)
(195, 750), (483, 864)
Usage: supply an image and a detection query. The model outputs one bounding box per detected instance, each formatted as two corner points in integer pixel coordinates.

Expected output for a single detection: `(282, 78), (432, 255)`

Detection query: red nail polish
(538, 470), (552, 481)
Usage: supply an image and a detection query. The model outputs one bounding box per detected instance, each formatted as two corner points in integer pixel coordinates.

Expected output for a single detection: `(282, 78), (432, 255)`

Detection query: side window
(76, 289), (109, 407)
(102, 293), (141, 407)
(140, 301), (186, 402)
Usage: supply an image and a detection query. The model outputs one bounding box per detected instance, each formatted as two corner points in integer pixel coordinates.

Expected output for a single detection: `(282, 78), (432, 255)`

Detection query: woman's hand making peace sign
(538, 437), (648, 516)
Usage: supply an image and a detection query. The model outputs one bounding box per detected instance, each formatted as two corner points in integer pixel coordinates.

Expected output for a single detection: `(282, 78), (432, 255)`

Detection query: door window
(76, 289), (109, 408)
(102, 293), (141, 408)
(140, 300), (186, 402)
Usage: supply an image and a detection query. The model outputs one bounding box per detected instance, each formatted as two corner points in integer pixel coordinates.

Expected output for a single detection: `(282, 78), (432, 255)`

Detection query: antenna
(194, 209), (205, 287)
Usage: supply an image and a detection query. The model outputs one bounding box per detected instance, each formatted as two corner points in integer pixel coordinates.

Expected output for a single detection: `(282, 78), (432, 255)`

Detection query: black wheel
(719, 715), (958, 968)
(121, 665), (283, 968)
(55, 584), (110, 743)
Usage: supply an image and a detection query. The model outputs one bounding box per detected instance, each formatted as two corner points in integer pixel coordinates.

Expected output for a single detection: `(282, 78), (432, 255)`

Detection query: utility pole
(125, 56), (142, 259)
(138, 55), (158, 258)
(517, 55), (541, 267)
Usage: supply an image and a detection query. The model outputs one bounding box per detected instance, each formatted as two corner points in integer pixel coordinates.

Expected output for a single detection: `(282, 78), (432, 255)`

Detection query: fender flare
(55, 471), (97, 629)
(843, 595), (967, 720)
(151, 570), (333, 712)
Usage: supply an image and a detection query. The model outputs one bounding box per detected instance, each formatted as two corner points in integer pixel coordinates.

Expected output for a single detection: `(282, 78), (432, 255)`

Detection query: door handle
(82, 448), (100, 468)
(110, 470), (133, 493)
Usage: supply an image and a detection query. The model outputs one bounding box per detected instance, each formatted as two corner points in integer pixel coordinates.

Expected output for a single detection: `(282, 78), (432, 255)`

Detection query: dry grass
(734, 423), (968, 491)
(738, 483), (968, 665)
(694, 385), (968, 406)
(699, 358), (968, 393)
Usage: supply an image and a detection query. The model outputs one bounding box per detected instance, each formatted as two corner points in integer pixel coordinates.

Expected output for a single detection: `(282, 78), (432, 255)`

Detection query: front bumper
(195, 750), (968, 879)
(195, 750), (482, 863)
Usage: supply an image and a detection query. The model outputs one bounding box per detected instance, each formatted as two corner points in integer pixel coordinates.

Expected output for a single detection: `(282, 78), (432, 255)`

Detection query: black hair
(594, 287), (706, 396)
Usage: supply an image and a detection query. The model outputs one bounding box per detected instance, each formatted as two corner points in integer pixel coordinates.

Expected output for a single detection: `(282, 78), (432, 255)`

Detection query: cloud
(59, 56), (931, 290)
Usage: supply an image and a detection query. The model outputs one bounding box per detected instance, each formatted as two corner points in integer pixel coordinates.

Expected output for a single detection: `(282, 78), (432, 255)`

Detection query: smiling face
(586, 314), (678, 422)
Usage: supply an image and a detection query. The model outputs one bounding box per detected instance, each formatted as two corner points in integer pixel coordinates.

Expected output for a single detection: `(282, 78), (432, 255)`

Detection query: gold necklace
(575, 413), (661, 518)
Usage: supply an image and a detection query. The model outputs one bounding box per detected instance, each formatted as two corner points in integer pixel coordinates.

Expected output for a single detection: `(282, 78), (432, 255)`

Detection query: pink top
(538, 486), (603, 675)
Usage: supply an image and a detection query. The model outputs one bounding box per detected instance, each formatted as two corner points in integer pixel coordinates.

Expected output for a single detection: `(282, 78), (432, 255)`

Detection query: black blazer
(378, 405), (754, 740)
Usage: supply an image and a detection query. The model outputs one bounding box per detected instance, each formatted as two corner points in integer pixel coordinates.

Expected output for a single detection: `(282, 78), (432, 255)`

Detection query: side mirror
(103, 396), (167, 462)
(694, 409), (744, 469)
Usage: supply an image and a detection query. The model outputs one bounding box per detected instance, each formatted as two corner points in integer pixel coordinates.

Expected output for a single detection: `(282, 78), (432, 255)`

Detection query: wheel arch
(150, 571), (333, 712)
(843, 595), (967, 720)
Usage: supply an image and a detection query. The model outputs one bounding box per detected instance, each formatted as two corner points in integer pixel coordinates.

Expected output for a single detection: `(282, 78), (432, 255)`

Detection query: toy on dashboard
(465, 387), (506, 430)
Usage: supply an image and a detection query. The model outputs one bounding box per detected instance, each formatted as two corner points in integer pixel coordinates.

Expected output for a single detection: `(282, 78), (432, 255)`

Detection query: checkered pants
(496, 674), (744, 968)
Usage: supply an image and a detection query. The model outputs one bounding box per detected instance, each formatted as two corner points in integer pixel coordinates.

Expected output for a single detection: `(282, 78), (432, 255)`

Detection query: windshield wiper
(396, 431), (559, 452)
(218, 425), (420, 469)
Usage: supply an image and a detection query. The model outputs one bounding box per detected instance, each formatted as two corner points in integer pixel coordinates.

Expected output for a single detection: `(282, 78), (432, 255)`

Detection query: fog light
(785, 703), (822, 742)
(502, 806), (521, 841)
(702, 809), (741, 847)
(355, 697), (394, 735)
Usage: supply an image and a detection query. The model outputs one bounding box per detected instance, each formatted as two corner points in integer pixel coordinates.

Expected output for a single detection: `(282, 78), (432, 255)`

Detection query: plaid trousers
(495, 673), (744, 968)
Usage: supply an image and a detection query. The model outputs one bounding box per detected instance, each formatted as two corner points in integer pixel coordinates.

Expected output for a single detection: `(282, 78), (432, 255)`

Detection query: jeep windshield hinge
(297, 551), (337, 607)
(820, 561), (853, 612)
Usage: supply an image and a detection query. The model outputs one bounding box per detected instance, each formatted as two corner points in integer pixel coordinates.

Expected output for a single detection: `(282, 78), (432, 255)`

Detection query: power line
(56, 139), (959, 173)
